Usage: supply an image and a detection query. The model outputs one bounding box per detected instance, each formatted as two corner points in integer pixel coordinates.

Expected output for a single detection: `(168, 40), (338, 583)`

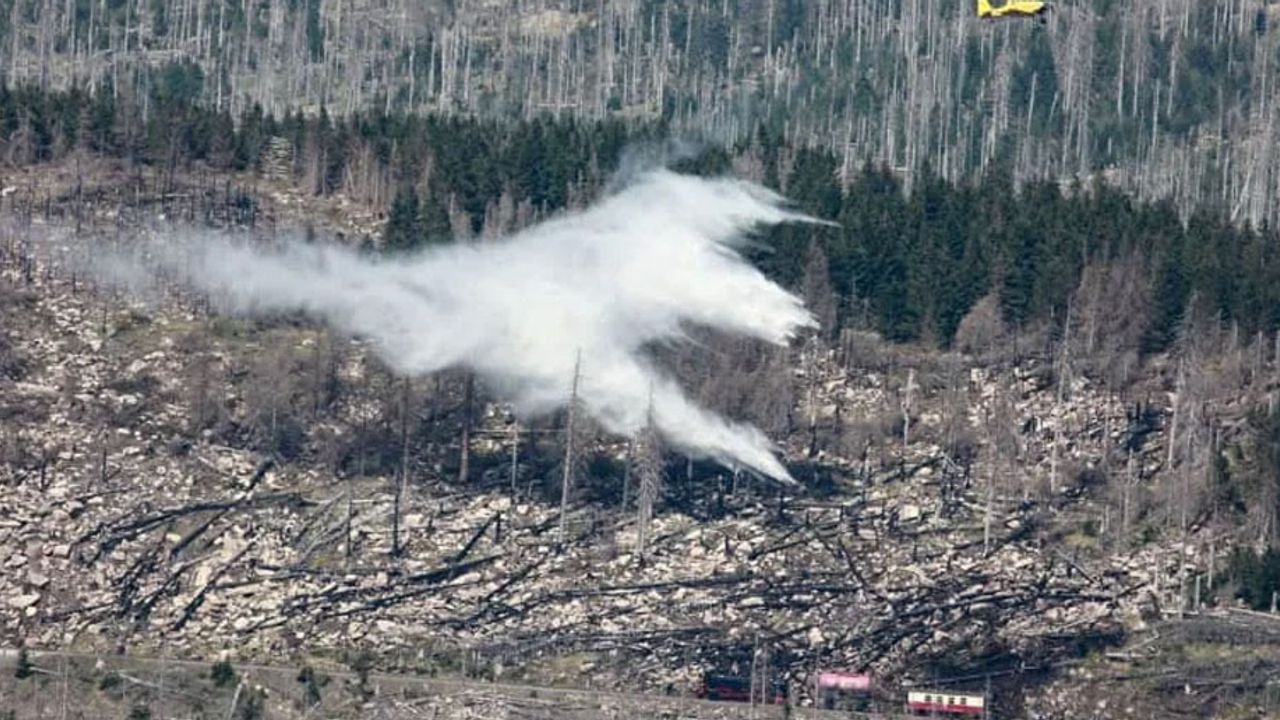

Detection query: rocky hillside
(3, 168), (1276, 719)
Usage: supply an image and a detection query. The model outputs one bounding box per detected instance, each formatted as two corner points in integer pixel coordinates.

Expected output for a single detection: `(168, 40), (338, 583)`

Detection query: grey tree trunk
(458, 373), (474, 484)
(392, 378), (410, 559)
(635, 394), (661, 560)
(508, 416), (520, 495)
(558, 350), (582, 545)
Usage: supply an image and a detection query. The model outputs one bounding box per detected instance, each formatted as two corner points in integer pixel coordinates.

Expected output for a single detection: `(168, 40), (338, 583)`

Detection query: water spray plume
(96, 169), (823, 482)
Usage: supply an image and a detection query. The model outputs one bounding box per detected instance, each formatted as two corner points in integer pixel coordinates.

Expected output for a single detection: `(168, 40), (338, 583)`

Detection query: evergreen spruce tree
(383, 186), (422, 253)
(419, 187), (455, 246)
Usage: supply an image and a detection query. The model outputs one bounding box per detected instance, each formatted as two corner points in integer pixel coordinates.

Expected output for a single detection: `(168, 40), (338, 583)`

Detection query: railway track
(0, 647), (927, 719)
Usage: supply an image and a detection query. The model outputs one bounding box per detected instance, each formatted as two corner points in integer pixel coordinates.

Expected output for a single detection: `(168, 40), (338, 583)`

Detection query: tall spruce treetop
(384, 186), (422, 254)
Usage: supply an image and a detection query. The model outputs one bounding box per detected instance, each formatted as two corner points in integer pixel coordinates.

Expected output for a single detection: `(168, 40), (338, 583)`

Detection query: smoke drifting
(98, 170), (819, 481)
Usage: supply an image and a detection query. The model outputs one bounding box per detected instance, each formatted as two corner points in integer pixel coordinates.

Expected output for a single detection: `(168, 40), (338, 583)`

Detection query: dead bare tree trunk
(345, 471), (354, 564)
(984, 458), (997, 557)
(1051, 304), (1073, 496)
(1122, 449), (1135, 546)
(392, 378), (410, 559)
(621, 437), (633, 511)
(351, 403), (368, 566)
(459, 373), (474, 484)
(558, 350), (582, 545)
(508, 415), (520, 495)
(635, 392), (661, 560)
(902, 368), (917, 449)
(804, 336), (820, 458)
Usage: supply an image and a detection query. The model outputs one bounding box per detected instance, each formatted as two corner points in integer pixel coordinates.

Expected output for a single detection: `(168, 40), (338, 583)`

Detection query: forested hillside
(3, 80), (1280, 549)
(6, 5), (1280, 716)
(4, 83), (1279, 356)
(4, 0), (1280, 224)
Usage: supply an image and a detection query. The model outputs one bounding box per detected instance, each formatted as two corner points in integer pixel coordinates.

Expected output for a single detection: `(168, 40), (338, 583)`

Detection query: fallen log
(170, 543), (256, 631)
(114, 540), (164, 618)
(451, 513), (499, 565)
(79, 490), (311, 561)
(168, 508), (235, 561)
(129, 554), (209, 624)
(288, 492), (344, 548)
(264, 553), (504, 623)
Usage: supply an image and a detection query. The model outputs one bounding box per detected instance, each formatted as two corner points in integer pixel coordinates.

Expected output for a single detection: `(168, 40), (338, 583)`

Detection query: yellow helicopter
(977, 0), (1052, 22)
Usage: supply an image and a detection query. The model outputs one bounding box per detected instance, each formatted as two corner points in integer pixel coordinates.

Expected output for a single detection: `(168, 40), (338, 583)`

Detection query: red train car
(814, 671), (873, 710)
(695, 674), (787, 705)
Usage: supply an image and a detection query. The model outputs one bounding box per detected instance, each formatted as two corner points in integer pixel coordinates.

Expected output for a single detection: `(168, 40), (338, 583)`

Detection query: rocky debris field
(1024, 608), (1280, 719)
(0, 212), (1249, 716)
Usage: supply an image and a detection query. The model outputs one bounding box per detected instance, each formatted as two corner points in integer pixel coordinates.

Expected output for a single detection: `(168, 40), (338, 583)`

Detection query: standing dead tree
(901, 367), (918, 450)
(1051, 303), (1074, 496)
(558, 350), (582, 546)
(634, 393), (663, 561)
(984, 379), (1022, 555)
(392, 377), (412, 559)
(508, 411), (521, 495)
(803, 336), (822, 459)
(459, 373), (475, 484)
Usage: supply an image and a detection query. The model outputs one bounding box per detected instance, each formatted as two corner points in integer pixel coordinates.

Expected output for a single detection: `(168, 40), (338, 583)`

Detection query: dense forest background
(3, 81), (1278, 359)
(5, 0), (1278, 352)
(3, 0), (1280, 224)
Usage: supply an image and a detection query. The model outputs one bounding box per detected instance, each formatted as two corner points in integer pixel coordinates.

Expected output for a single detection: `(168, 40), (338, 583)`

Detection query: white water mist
(96, 169), (819, 481)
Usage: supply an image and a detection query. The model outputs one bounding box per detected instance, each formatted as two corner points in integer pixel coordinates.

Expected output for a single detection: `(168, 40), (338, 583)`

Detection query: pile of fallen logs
(0, 234), (1218, 704)
(3, 451), (1149, 699)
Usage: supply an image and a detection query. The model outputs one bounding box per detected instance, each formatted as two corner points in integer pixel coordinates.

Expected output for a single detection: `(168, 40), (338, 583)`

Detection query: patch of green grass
(1063, 530), (1099, 549)
(209, 316), (252, 339)
(107, 308), (154, 338)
